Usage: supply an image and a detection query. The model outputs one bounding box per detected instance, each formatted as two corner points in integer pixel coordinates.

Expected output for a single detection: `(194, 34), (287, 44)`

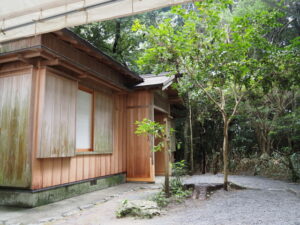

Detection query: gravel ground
(1, 174), (299, 225)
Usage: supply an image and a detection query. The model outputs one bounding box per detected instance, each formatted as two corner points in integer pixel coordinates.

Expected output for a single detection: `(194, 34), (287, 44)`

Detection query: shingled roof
(134, 72), (175, 89)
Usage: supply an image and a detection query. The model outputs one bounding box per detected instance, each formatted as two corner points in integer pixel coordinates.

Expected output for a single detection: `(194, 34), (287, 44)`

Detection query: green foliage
(232, 152), (300, 181)
(135, 118), (166, 152)
(172, 160), (188, 177)
(151, 191), (170, 208)
(152, 179), (191, 208)
(72, 8), (177, 73)
(133, 0), (300, 182)
(169, 178), (192, 201)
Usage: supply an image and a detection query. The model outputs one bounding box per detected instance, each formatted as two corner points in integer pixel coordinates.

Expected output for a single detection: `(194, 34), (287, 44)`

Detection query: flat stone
(78, 204), (94, 210)
(103, 197), (112, 201)
(267, 188), (284, 192)
(38, 217), (58, 223)
(286, 188), (300, 197)
(93, 199), (107, 205)
(62, 209), (80, 217)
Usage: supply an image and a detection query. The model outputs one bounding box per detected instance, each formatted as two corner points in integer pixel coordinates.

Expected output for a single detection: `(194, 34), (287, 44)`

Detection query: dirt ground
(1, 174), (300, 225)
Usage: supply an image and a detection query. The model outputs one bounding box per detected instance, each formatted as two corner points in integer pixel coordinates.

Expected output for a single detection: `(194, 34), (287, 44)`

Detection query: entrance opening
(154, 109), (168, 176)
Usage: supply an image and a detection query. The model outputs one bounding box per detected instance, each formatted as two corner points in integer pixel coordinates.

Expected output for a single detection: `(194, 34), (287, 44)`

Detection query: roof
(53, 29), (143, 83)
(135, 72), (175, 89)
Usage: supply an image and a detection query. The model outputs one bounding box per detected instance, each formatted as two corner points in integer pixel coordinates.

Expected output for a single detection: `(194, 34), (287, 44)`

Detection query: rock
(62, 209), (80, 217)
(78, 204), (94, 210)
(116, 200), (161, 219)
(38, 217), (58, 223)
(93, 199), (107, 205)
(286, 188), (300, 197)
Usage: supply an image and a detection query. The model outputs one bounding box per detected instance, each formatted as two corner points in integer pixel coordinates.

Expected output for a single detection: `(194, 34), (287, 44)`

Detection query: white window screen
(76, 89), (93, 150)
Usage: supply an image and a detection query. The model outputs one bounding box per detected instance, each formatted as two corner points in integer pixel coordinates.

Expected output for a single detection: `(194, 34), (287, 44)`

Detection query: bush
(151, 191), (170, 208)
(233, 152), (300, 182)
(172, 160), (188, 177)
(152, 177), (192, 208)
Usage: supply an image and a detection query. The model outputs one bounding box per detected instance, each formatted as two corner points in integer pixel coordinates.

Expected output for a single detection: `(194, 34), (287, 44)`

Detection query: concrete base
(0, 173), (125, 208)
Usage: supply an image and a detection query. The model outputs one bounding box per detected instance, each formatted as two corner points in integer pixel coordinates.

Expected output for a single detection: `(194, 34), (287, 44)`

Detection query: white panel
(0, 0), (195, 43)
(76, 90), (93, 150)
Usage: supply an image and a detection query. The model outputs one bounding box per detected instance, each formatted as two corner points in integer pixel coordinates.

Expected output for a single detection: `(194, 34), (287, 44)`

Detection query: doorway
(154, 109), (169, 176)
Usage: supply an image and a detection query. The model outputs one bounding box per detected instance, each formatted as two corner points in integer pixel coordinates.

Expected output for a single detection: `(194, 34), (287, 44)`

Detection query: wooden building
(0, 29), (181, 207)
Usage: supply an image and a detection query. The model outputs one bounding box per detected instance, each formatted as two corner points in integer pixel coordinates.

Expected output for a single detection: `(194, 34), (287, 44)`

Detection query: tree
(135, 118), (173, 197)
(134, 0), (285, 190)
(72, 8), (172, 73)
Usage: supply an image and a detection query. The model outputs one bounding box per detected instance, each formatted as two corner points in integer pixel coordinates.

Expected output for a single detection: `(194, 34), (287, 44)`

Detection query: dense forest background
(73, 0), (300, 182)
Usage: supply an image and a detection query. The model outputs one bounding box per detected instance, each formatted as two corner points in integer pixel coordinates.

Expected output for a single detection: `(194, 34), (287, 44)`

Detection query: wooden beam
(0, 51), (41, 64)
(41, 58), (59, 66)
(17, 54), (36, 66)
(78, 73), (88, 79)
(43, 56), (126, 92)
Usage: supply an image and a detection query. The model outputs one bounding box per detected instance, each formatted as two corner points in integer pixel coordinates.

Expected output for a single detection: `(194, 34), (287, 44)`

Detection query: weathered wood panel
(31, 93), (127, 189)
(94, 91), (114, 154)
(0, 35), (41, 54)
(37, 70), (77, 158)
(126, 90), (155, 182)
(0, 72), (32, 187)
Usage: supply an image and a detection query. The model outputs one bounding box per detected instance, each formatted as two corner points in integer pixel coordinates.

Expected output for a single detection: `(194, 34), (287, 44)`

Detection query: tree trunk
(223, 119), (229, 191)
(164, 118), (170, 197)
(188, 96), (194, 173)
(184, 118), (189, 163)
(202, 138), (206, 174)
(112, 20), (121, 54)
(164, 145), (170, 197)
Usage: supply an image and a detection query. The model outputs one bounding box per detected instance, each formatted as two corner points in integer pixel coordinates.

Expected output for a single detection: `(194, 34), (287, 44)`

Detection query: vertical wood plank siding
(31, 89), (127, 189)
(126, 90), (155, 182)
(37, 71), (77, 158)
(94, 92), (113, 154)
(0, 71), (32, 187)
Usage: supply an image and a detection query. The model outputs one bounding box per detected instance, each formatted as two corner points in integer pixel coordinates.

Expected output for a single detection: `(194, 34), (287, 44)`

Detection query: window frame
(76, 85), (95, 153)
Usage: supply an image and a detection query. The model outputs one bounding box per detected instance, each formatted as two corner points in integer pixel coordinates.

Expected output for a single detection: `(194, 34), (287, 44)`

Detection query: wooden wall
(126, 90), (155, 182)
(31, 68), (127, 189)
(0, 67), (33, 188)
(38, 70), (77, 158)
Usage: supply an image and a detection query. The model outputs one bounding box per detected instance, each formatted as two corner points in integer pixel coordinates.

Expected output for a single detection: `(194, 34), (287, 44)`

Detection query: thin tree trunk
(164, 145), (170, 197)
(164, 118), (170, 197)
(223, 119), (229, 191)
(184, 118), (189, 163)
(202, 138), (206, 174)
(112, 20), (121, 53)
(188, 96), (194, 173)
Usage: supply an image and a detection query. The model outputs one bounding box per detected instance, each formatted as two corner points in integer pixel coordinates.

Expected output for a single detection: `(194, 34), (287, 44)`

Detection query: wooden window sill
(76, 151), (113, 156)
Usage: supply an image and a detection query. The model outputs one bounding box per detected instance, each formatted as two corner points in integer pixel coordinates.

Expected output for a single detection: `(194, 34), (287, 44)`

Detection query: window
(76, 88), (93, 152)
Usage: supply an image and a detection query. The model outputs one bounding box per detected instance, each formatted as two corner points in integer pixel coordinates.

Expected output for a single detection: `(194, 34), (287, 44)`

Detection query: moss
(0, 173), (125, 207)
